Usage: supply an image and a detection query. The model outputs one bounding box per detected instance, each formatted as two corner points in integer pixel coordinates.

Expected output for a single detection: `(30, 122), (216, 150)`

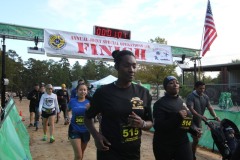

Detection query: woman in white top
(39, 84), (60, 143)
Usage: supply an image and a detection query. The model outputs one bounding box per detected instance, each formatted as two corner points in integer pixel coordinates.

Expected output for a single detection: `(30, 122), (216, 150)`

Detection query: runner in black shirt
(56, 83), (70, 124)
(153, 76), (200, 160)
(84, 50), (153, 160)
(27, 83), (40, 127)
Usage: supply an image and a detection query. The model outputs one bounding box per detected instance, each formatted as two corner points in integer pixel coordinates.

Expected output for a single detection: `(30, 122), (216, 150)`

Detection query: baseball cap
(61, 84), (66, 88)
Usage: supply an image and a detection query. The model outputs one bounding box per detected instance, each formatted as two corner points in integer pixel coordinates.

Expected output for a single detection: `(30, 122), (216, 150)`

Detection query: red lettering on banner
(72, 36), (88, 41)
(99, 45), (112, 56)
(77, 42), (89, 54)
(135, 49), (146, 60)
(90, 44), (98, 55)
(77, 42), (146, 60)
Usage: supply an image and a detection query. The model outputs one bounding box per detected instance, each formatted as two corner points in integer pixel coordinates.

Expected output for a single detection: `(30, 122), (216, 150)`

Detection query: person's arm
(38, 95), (44, 113)
(188, 105), (207, 120)
(27, 90), (34, 100)
(56, 90), (61, 100)
(84, 89), (110, 151)
(203, 95), (220, 121)
(54, 94), (60, 113)
(67, 100), (72, 121)
(143, 92), (153, 131)
(84, 116), (111, 151)
(207, 105), (220, 121)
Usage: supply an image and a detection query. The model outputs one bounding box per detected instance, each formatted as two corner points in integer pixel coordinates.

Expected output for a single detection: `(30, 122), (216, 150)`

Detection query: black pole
(194, 59), (197, 84)
(182, 70), (185, 85)
(1, 36), (6, 121)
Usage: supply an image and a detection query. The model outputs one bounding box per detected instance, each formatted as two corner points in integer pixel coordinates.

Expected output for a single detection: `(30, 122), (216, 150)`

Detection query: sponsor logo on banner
(48, 34), (66, 50)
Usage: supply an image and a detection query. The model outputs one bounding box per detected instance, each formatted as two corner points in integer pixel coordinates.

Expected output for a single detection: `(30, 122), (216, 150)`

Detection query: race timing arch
(0, 22), (200, 110)
(0, 22), (200, 64)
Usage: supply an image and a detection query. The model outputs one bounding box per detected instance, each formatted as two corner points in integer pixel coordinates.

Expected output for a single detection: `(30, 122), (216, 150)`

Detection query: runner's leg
(42, 117), (48, 135)
(49, 115), (55, 137)
(192, 135), (200, 160)
(70, 138), (84, 160)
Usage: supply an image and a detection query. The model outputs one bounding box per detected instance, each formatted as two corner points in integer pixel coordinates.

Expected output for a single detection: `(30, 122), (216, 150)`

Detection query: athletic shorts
(59, 104), (67, 112)
(68, 124), (90, 143)
(41, 110), (56, 118)
(29, 105), (35, 113)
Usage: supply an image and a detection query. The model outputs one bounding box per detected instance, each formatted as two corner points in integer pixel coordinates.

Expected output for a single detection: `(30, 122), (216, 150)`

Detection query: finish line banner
(44, 29), (173, 65)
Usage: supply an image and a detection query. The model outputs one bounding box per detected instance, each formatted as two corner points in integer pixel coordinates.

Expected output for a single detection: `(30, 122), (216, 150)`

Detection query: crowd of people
(24, 49), (239, 160)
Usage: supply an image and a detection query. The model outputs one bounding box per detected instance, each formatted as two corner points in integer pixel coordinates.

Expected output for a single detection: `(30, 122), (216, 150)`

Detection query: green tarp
(0, 98), (32, 160)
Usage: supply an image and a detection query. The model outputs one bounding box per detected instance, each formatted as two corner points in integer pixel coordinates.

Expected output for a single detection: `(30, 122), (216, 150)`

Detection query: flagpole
(200, 0), (209, 57)
(194, 0), (213, 83)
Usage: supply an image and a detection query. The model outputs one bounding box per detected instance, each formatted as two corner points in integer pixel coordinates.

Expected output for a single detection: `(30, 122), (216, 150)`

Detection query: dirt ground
(15, 98), (222, 160)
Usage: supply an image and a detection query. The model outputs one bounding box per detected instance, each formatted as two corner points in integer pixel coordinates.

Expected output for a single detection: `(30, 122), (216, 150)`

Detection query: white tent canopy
(91, 75), (117, 87)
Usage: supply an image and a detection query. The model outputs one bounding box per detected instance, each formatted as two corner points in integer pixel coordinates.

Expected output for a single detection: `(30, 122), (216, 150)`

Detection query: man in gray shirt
(186, 81), (220, 160)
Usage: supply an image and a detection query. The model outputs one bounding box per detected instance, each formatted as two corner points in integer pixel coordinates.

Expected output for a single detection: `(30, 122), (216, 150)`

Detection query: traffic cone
(19, 111), (25, 121)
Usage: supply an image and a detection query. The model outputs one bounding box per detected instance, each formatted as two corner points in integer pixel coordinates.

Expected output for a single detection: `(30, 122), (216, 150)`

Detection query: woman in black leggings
(153, 76), (200, 160)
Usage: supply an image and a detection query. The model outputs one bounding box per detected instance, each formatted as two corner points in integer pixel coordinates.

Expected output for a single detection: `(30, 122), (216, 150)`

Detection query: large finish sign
(44, 29), (173, 65)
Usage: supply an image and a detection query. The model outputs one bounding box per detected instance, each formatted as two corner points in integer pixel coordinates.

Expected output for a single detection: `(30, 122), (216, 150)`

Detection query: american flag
(202, 0), (217, 57)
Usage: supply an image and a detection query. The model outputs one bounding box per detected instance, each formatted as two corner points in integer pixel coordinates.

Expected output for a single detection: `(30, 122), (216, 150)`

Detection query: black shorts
(29, 105), (35, 113)
(68, 124), (90, 143)
(41, 110), (56, 118)
(59, 104), (67, 112)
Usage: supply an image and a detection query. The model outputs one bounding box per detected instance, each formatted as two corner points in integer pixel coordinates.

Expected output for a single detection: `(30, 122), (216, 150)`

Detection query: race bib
(120, 125), (140, 143)
(75, 116), (84, 125)
(180, 117), (192, 130)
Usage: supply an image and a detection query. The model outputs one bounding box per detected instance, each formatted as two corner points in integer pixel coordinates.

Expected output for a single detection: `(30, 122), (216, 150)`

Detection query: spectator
(71, 79), (85, 98)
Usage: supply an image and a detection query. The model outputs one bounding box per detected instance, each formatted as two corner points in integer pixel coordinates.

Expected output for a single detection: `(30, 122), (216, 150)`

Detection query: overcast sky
(1, 0), (239, 74)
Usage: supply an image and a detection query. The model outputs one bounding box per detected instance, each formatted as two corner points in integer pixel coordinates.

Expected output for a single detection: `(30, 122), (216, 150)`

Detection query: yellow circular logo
(48, 34), (66, 50)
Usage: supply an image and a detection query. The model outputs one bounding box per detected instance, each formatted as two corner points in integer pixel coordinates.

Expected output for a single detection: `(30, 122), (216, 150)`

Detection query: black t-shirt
(153, 94), (191, 147)
(56, 89), (69, 105)
(27, 89), (41, 107)
(85, 82), (152, 159)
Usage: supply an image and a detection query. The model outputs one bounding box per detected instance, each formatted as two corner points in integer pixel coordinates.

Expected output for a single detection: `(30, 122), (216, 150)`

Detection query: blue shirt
(68, 98), (89, 132)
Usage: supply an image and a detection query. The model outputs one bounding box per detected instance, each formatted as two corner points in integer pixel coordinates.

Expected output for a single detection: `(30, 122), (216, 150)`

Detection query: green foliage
(71, 61), (83, 81)
(179, 85), (193, 99)
(135, 64), (177, 85)
(149, 37), (167, 44)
